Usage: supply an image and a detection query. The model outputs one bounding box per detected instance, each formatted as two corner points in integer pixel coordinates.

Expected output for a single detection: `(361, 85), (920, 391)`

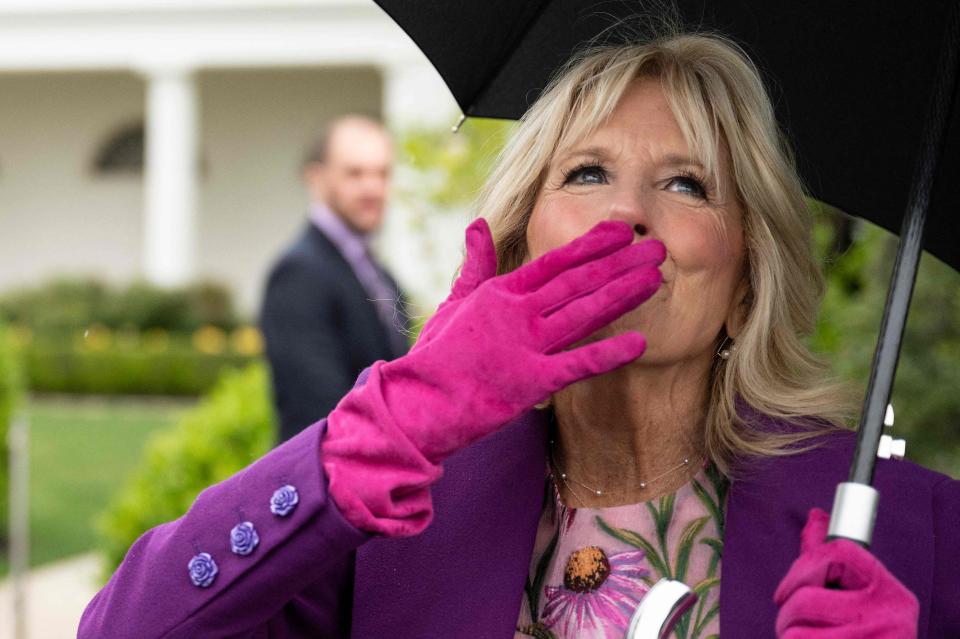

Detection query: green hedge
(0, 278), (257, 396)
(0, 324), (23, 546)
(0, 279), (237, 334)
(98, 363), (275, 573)
(24, 339), (258, 396)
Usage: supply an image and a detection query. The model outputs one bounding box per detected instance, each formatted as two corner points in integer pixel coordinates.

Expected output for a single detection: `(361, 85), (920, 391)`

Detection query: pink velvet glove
(412, 217), (500, 349)
(321, 218), (665, 535)
(774, 508), (919, 639)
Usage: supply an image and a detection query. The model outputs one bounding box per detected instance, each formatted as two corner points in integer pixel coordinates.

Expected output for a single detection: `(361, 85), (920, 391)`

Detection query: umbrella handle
(827, 481), (879, 546)
(625, 579), (697, 639)
(830, 405), (907, 546)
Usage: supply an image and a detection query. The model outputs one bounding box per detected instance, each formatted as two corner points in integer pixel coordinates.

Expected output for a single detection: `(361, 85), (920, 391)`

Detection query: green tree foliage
(811, 204), (960, 475)
(0, 324), (22, 547)
(395, 118), (515, 211)
(97, 364), (274, 574)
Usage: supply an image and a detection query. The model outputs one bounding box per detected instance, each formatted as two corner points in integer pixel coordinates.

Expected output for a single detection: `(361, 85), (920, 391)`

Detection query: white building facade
(0, 0), (460, 312)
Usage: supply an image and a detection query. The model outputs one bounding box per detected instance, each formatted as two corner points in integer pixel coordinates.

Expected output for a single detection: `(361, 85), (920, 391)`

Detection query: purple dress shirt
(79, 385), (960, 638)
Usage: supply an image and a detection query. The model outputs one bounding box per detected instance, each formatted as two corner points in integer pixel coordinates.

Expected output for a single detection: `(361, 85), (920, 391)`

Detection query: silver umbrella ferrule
(827, 482), (879, 546)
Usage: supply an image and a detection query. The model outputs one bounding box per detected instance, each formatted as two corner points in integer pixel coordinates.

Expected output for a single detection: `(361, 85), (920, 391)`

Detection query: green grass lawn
(25, 395), (192, 568)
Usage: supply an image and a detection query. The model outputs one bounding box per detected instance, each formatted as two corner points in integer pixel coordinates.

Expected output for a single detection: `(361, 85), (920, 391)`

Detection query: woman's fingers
(775, 545), (867, 606)
(504, 221), (635, 293)
(776, 586), (863, 638)
(775, 510), (878, 606)
(538, 265), (662, 353)
(773, 508), (919, 638)
(450, 218), (498, 300)
(546, 332), (647, 387)
(532, 238), (665, 315)
(800, 508), (830, 553)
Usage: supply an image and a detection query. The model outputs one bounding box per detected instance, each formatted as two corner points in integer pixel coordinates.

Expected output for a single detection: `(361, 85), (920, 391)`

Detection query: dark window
(93, 122), (144, 174)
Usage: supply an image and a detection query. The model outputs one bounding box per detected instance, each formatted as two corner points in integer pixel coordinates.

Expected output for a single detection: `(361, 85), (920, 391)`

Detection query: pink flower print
(542, 546), (650, 638)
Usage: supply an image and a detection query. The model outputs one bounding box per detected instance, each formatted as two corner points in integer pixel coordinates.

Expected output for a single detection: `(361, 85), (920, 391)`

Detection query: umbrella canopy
(374, 0), (960, 272)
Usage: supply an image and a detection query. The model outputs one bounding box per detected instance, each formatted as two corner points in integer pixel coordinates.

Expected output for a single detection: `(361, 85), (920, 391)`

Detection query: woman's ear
(724, 277), (751, 339)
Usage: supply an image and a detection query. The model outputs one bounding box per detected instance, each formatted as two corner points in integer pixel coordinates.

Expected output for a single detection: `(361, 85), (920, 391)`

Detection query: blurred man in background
(261, 115), (409, 443)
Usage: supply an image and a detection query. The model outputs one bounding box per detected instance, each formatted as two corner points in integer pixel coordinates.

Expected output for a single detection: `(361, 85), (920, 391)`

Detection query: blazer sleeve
(78, 421), (371, 639)
(930, 475), (960, 638)
(261, 256), (356, 439)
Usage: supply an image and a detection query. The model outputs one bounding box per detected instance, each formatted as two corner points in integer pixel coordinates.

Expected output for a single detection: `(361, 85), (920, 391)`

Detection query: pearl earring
(717, 336), (736, 360)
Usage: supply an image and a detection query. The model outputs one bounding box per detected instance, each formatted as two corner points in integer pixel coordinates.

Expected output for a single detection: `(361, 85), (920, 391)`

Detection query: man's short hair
(302, 114), (386, 168)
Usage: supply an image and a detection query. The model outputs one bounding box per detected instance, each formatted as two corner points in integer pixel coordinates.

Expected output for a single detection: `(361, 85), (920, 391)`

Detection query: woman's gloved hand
(321, 218), (664, 535)
(412, 217), (500, 349)
(335, 217), (664, 461)
(774, 508), (919, 639)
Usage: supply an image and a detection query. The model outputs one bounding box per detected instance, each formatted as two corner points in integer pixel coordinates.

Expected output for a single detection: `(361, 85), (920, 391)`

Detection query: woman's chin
(607, 307), (652, 336)
(578, 315), (651, 346)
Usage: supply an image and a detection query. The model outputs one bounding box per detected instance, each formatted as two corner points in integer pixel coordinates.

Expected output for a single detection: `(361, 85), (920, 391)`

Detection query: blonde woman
(81, 34), (957, 639)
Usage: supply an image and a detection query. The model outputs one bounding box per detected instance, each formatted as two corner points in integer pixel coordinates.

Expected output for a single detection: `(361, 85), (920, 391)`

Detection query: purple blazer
(79, 409), (960, 638)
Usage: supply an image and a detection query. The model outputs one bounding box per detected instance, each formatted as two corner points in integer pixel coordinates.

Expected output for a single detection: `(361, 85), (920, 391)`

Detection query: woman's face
(526, 78), (747, 367)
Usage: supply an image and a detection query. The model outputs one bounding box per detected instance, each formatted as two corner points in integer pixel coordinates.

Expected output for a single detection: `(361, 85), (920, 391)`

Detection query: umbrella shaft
(849, 3), (960, 488)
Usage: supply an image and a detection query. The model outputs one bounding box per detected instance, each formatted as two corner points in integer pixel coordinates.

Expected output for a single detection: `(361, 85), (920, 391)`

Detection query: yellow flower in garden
(230, 326), (264, 356)
(193, 325), (227, 355)
(81, 323), (112, 351)
(142, 328), (170, 353)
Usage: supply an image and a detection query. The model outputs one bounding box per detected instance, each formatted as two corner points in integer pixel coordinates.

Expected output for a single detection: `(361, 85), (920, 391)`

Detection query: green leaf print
(594, 516), (664, 583)
(701, 537), (722, 578)
(693, 603), (721, 637)
(525, 524), (560, 621)
(706, 466), (728, 531)
(700, 537), (723, 556)
(645, 493), (676, 577)
(589, 468), (728, 639)
(692, 576), (721, 596)
(674, 515), (710, 583)
(691, 576), (721, 637)
(691, 479), (724, 535)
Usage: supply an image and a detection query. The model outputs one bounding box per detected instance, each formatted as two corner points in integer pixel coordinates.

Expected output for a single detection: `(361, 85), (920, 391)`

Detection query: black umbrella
(375, 0), (960, 272)
(373, 0), (959, 550)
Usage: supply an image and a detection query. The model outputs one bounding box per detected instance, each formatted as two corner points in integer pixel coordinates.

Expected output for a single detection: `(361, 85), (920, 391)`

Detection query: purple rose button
(188, 552), (218, 588)
(230, 521), (259, 556)
(270, 484), (299, 517)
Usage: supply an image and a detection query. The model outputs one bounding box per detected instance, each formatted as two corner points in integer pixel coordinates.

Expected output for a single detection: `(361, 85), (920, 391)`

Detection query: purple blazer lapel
(351, 410), (549, 638)
(721, 426), (939, 636)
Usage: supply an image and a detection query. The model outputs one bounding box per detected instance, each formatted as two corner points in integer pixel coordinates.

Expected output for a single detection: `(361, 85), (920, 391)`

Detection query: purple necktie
(353, 247), (408, 355)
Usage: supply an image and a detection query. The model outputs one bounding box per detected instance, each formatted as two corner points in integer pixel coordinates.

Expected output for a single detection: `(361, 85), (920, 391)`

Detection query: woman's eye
(666, 175), (707, 199)
(563, 165), (608, 185)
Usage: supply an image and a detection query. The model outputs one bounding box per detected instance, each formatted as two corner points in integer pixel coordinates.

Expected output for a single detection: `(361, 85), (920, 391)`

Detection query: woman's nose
(605, 188), (650, 237)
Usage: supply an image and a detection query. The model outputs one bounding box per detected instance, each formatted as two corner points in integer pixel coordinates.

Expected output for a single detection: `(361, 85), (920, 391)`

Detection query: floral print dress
(515, 464), (728, 639)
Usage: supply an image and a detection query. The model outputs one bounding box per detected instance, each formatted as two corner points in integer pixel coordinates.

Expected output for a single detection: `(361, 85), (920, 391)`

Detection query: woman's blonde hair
(472, 32), (855, 475)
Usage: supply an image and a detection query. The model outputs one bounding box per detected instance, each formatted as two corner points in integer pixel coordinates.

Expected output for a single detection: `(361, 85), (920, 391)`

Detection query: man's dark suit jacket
(260, 223), (409, 442)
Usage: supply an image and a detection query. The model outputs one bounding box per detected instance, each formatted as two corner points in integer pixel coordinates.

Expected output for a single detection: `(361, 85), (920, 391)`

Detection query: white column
(142, 66), (198, 287)
(382, 60), (457, 130)
(379, 61), (466, 311)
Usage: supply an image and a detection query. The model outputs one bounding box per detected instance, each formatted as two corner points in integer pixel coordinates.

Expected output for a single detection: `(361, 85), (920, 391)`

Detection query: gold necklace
(548, 438), (699, 506)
